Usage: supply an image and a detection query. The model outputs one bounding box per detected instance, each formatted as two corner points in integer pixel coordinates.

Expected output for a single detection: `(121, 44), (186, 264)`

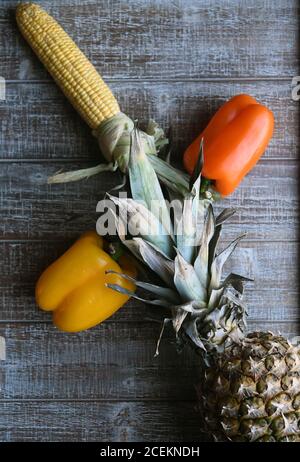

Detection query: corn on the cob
(16, 3), (190, 197)
(16, 3), (120, 129)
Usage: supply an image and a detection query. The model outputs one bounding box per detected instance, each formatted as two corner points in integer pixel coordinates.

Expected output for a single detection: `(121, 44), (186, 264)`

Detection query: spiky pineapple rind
(197, 332), (300, 442)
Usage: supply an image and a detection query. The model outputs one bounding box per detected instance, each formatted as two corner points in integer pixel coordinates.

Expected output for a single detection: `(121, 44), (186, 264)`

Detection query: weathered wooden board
(1, 0), (299, 80)
(0, 239), (298, 322)
(0, 321), (299, 401)
(0, 0), (299, 444)
(0, 322), (198, 400)
(0, 400), (206, 442)
(0, 237), (297, 289)
(1, 81), (299, 160)
(0, 161), (298, 241)
(0, 283), (299, 324)
(0, 282), (298, 324)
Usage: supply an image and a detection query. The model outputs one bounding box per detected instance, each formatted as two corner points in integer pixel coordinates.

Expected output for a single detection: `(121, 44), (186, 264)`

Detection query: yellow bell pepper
(35, 231), (136, 332)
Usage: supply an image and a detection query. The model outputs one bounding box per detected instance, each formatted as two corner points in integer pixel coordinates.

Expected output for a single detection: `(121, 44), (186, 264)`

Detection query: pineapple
(105, 129), (300, 442)
(198, 332), (300, 441)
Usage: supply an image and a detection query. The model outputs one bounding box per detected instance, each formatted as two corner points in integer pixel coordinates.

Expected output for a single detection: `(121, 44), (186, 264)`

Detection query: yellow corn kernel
(16, 3), (120, 129)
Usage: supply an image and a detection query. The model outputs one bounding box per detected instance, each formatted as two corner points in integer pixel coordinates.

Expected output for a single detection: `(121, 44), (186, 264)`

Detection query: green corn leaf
(48, 162), (118, 184)
(147, 154), (190, 197)
(128, 128), (173, 236)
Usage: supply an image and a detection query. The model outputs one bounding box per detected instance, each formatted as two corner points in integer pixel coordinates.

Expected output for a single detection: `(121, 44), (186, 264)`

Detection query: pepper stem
(108, 242), (124, 262)
(200, 177), (213, 195)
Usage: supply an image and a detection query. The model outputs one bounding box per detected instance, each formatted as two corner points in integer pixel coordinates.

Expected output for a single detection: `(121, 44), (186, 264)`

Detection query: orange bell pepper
(183, 94), (274, 196)
(36, 231), (136, 332)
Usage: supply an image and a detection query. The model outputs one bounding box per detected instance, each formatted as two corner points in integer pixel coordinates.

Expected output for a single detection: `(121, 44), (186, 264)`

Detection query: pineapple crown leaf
(106, 269), (178, 304)
(189, 137), (204, 193)
(104, 129), (249, 354)
(209, 233), (247, 294)
(133, 237), (175, 287)
(107, 193), (174, 258)
(174, 249), (207, 303)
(194, 204), (215, 286)
(184, 319), (207, 352)
(216, 207), (237, 226)
(155, 318), (172, 357)
(171, 308), (188, 334)
(107, 270), (207, 318)
(106, 282), (172, 308)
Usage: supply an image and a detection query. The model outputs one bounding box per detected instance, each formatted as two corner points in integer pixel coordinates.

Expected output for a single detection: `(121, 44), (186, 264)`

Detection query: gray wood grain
(0, 240), (298, 323)
(1, 81), (299, 160)
(0, 161), (298, 241)
(0, 282), (298, 324)
(1, 0), (299, 80)
(0, 322), (198, 400)
(0, 321), (299, 402)
(0, 400), (207, 442)
(0, 0), (299, 443)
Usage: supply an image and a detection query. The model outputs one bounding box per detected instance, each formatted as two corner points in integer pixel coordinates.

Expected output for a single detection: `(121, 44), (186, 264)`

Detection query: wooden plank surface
(0, 321), (299, 401)
(0, 240), (298, 322)
(0, 161), (298, 241)
(0, 284), (298, 324)
(0, 0), (299, 443)
(0, 401), (205, 442)
(1, 0), (299, 80)
(1, 81), (299, 160)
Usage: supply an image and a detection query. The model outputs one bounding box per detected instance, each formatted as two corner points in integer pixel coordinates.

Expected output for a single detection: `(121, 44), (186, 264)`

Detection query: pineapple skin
(198, 332), (300, 442)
